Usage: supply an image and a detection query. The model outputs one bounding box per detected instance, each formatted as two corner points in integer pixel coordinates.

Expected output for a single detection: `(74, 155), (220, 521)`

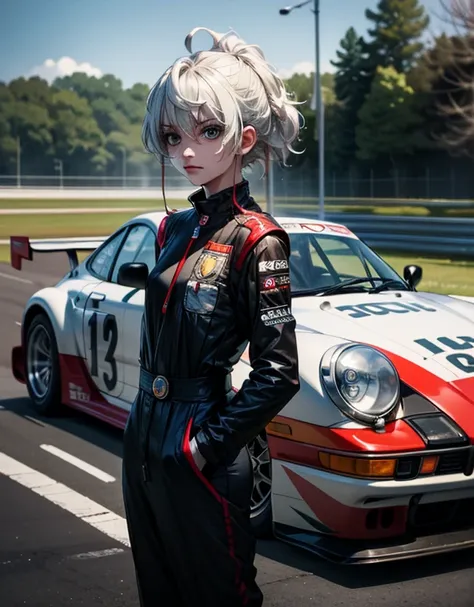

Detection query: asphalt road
(1, 255), (474, 607)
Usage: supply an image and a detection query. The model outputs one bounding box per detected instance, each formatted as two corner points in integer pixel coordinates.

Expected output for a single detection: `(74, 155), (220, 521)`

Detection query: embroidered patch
(197, 254), (218, 278)
(260, 305), (295, 326)
(194, 249), (229, 281)
(260, 274), (291, 291)
(258, 259), (289, 273)
(206, 241), (233, 254)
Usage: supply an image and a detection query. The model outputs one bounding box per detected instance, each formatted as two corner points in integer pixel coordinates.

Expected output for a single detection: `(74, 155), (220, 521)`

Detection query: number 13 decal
(88, 312), (118, 391)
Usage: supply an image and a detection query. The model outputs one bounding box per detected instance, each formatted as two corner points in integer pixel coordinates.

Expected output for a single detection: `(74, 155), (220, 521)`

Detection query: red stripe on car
(374, 348), (474, 442)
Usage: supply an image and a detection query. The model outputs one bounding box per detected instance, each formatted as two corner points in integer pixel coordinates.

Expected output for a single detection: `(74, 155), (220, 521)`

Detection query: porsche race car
(9, 211), (474, 564)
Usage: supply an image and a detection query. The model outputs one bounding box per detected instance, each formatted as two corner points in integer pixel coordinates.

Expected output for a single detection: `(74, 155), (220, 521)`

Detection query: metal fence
(2, 170), (473, 202)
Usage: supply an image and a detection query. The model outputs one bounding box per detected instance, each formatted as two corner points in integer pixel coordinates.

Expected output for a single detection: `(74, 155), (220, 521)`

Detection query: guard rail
(308, 213), (474, 259)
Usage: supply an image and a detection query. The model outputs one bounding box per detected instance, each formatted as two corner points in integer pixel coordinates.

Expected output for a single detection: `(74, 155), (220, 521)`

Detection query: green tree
(0, 78), (55, 174)
(54, 72), (150, 173)
(0, 83), (17, 173)
(365, 0), (430, 73)
(332, 27), (368, 106)
(49, 89), (107, 174)
(330, 27), (369, 168)
(356, 66), (425, 166)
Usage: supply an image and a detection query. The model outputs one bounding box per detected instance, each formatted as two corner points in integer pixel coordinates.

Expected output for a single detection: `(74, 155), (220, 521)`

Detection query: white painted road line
(70, 548), (125, 560)
(0, 452), (130, 547)
(0, 272), (33, 284)
(40, 444), (116, 483)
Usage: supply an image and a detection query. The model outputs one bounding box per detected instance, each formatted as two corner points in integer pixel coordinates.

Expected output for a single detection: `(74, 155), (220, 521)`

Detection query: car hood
(293, 289), (474, 380)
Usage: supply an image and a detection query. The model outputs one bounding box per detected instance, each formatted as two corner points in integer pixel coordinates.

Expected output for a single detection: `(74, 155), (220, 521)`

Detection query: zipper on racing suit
(141, 224), (201, 482)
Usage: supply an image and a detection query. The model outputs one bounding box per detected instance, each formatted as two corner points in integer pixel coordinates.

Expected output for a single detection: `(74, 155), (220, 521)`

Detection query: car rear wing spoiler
(10, 236), (107, 271)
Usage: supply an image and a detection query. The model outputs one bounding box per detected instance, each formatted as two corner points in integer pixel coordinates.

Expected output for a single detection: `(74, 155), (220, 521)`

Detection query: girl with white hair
(122, 26), (302, 607)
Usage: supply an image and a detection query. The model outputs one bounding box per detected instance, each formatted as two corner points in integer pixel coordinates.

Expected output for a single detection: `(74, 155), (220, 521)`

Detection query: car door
(82, 223), (156, 406)
(81, 228), (128, 400)
(112, 225), (157, 405)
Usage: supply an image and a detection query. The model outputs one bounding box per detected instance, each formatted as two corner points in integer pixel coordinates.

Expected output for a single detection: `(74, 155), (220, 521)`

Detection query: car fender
(22, 287), (83, 358)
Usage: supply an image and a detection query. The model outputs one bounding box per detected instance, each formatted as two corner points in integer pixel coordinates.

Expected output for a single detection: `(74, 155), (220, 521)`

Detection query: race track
(1, 256), (474, 607)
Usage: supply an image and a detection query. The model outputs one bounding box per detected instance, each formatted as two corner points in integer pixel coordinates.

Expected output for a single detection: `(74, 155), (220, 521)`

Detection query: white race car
(9, 212), (474, 563)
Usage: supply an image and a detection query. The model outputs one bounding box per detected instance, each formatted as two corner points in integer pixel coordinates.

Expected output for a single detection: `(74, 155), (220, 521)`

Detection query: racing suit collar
(188, 180), (251, 218)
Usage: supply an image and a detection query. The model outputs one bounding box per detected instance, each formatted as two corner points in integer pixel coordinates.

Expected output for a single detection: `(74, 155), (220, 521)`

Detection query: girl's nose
(183, 147), (195, 158)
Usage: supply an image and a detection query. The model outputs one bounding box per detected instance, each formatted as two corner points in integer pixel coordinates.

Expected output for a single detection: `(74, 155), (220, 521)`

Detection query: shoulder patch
(234, 213), (290, 271)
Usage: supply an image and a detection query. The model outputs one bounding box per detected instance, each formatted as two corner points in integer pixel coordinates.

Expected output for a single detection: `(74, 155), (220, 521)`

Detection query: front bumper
(274, 448), (474, 563)
(274, 503), (474, 564)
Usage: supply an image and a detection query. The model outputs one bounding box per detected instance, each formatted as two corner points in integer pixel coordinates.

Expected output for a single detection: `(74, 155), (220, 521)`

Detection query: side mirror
(118, 262), (149, 290)
(403, 264), (422, 289)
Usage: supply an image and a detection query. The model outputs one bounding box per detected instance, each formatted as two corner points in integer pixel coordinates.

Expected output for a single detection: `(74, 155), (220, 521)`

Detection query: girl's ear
(240, 126), (257, 156)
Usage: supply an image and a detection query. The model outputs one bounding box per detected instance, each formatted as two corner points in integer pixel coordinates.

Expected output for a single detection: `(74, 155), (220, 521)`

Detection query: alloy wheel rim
(27, 325), (53, 399)
(249, 432), (272, 516)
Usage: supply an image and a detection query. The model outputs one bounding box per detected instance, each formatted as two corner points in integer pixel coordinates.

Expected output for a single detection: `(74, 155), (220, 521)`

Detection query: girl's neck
(202, 159), (242, 198)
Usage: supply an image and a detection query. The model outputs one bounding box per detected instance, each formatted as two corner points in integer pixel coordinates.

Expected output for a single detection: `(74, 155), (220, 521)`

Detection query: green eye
(202, 126), (222, 140)
(165, 133), (180, 146)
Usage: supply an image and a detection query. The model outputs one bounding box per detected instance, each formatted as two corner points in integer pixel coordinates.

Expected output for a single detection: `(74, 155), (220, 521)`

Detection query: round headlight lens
(321, 344), (400, 423)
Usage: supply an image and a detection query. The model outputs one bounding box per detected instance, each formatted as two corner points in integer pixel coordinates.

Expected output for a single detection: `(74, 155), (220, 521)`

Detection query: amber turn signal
(420, 455), (439, 474)
(319, 452), (396, 478)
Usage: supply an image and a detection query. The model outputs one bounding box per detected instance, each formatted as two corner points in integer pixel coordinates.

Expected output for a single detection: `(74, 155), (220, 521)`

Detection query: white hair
(142, 27), (304, 170)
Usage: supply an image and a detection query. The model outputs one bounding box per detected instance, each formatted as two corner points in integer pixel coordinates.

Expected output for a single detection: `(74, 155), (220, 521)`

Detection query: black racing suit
(122, 180), (300, 607)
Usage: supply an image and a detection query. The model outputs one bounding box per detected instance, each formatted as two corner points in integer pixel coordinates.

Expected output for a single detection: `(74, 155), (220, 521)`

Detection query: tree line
(0, 0), (473, 192)
(286, 0), (473, 187)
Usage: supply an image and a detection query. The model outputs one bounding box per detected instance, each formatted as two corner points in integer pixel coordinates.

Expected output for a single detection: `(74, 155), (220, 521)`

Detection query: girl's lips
(184, 166), (202, 171)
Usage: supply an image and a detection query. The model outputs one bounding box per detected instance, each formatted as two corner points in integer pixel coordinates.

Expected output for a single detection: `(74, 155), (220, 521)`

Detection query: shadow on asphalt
(2, 394), (474, 590)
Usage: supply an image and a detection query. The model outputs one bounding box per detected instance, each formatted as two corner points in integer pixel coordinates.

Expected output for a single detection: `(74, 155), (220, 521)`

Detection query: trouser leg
(165, 413), (264, 607)
(123, 398), (264, 607)
(122, 394), (184, 607)
(204, 445), (264, 607)
(122, 469), (183, 607)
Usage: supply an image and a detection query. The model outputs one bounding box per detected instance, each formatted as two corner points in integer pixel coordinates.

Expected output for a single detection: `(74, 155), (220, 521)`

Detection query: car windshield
(287, 232), (407, 297)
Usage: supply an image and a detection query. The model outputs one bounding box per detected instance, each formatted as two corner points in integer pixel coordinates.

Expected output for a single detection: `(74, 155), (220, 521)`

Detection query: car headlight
(320, 344), (400, 429)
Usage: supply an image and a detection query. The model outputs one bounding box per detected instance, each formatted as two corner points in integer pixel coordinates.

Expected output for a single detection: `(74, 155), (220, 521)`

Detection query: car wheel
(25, 313), (61, 415)
(249, 431), (273, 538)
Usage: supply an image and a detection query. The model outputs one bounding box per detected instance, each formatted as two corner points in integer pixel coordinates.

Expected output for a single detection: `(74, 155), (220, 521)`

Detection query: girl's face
(162, 117), (236, 191)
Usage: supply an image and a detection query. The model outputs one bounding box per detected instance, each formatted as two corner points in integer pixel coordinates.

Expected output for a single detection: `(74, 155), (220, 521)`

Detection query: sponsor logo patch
(258, 259), (289, 273)
(260, 305), (295, 326)
(260, 274), (291, 291)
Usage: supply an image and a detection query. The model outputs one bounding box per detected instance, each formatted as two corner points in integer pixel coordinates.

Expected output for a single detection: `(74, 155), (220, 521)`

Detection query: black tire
(25, 313), (62, 416)
(249, 431), (274, 538)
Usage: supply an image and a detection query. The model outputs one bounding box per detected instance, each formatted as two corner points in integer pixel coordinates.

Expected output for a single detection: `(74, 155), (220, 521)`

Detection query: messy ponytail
(142, 26), (304, 171)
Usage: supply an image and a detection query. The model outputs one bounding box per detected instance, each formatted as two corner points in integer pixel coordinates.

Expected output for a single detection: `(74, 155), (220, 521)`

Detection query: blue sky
(1, 0), (452, 89)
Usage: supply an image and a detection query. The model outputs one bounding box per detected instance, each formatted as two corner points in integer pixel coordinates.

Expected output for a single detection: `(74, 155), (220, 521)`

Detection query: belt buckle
(152, 375), (169, 400)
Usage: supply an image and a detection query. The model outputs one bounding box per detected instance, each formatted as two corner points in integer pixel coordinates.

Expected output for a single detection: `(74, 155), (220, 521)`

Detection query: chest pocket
(183, 243), (233, 315)
(184, 281), (219, 314)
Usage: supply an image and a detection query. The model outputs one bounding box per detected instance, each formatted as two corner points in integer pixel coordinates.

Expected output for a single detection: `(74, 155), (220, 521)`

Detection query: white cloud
(278, 59), (334, 79)
(27, 57), (103, 83)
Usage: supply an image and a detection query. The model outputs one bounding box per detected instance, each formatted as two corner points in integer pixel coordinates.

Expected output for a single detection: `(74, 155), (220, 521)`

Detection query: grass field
(1, 196), (474, 217)
(0, 198), (185, 210)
